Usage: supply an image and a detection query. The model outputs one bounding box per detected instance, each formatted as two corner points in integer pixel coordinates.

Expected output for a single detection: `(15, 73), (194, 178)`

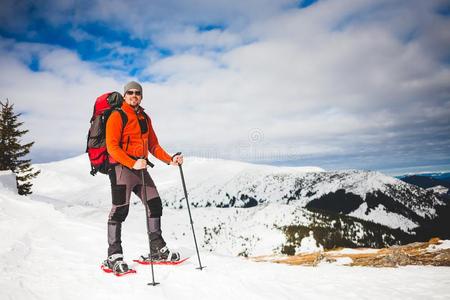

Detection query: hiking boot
(102, 253), (130, 275)
(141, 246), (180, 262)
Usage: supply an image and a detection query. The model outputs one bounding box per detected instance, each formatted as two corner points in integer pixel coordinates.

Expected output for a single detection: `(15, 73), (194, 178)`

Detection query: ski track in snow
(1, 157), (449, 299)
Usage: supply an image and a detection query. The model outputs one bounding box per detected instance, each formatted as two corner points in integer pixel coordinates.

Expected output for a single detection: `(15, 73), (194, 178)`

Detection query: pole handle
(171, 152), (182, 163)
(146, 158), (155, 168)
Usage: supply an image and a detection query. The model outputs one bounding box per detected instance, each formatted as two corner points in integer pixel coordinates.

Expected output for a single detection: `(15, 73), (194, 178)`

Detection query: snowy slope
(427, 185), (449, 195)
(0, 170), (17, 194)
(165, 165), (442, 233)
(32, 155), (323, 206)
(31, 154), (447, 251)
(33, 155), (443, 234)
(1, 160), (450, 300)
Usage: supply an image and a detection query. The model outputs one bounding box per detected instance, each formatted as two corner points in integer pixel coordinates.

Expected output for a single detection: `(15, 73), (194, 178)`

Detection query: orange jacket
(106, 102), (172, 169)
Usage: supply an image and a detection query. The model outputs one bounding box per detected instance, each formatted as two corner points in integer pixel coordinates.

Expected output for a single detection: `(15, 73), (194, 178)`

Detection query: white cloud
(0, 40), (122, 155)
(145, 54), (218, 80)
(153, 26), (242, 50)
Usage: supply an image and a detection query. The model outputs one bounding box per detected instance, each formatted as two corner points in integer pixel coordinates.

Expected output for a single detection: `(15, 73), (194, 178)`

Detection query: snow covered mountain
(30, 155), (449, 256)
(162, 166), (442, 229)
(427, 185), (449, 195)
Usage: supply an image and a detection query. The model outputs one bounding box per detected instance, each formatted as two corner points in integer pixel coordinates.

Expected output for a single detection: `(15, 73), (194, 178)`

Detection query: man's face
(124, 89), (142, 108)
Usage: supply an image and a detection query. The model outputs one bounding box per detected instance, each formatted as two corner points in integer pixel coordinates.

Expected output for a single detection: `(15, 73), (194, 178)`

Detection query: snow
(1, 155), (449, 299)
(427, 240), (450, 252)
(308, 170), (400, 200)
(30, 154), (441, 234)
(426, 185), (449, 195)
(348, 203), (419, 232)
(327, 248), (380, 255)
(295, 231), (323, 254)
(0, 170), (18, 194)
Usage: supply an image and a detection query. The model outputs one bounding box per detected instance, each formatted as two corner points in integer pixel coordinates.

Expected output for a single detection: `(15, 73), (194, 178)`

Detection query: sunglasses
(126, 90), (142, 96)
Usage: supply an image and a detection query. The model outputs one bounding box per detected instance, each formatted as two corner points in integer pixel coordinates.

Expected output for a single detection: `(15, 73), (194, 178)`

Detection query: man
(102, 81), (183, 275)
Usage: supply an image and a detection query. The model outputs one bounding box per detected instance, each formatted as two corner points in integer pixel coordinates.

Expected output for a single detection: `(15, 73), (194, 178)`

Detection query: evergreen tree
(0, 100), (40, 195)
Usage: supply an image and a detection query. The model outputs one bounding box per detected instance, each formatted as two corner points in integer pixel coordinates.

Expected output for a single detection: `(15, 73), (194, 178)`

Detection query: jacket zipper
(136, 109), (147, 158)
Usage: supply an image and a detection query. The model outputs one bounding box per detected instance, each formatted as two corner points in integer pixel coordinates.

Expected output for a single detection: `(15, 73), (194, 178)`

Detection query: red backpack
(86, 92), (127, 175)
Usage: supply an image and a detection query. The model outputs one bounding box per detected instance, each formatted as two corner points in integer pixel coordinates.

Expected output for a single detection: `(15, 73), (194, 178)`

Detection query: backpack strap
(115, 108), (128, 147)
(142, 110), (150, 128)
(116, 108), (128, 130)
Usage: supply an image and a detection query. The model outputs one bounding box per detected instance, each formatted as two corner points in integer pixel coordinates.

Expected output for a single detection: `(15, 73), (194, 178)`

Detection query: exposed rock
(251, 238), (450, 267)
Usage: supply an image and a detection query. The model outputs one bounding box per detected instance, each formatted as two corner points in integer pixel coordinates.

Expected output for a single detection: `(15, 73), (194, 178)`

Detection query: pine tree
(0, 100), (40, 195)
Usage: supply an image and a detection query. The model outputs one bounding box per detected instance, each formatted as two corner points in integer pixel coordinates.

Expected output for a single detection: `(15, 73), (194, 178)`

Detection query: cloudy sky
(0, 0), (449, 174)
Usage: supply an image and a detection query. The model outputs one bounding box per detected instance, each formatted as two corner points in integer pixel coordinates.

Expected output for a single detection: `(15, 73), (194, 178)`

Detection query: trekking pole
(174, 152), (205, 270)
(141, 161), (159, 286)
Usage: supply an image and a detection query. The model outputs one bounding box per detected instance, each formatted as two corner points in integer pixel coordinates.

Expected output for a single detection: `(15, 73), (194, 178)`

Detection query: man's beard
(129, 99), (139, 107)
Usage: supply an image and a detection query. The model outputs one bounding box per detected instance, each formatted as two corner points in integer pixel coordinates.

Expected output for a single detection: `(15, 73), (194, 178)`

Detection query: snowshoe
(134, 256), (189, 266)
(150, 246), (180, 262)
(133, 246), (186, 265)
(101, 253), (136, 276)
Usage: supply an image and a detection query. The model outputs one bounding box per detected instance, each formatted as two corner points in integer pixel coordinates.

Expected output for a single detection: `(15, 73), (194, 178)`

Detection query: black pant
(107, 165), (165, 256)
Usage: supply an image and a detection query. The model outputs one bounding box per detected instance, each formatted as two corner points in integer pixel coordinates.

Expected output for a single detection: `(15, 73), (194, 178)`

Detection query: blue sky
(0, 0), (449, 175)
